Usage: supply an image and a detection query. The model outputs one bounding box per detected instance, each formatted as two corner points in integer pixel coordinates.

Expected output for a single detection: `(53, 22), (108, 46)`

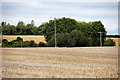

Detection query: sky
(1, 0), (119, 35)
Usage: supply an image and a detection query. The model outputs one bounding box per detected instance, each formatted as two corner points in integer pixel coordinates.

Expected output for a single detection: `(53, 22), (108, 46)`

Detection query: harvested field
(2, 35), (46, 44)
(2, 47), (118, 78)
(106, 37), (120, 46)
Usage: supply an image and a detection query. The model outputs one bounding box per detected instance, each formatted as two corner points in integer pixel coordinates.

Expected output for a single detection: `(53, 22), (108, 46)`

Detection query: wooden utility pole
(54, 17), (57, 47)
(98, 32), (103, 47)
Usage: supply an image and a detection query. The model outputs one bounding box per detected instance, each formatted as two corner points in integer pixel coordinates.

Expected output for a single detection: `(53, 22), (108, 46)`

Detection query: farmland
(2, 47), (118, 78)
(2, 35), (46, 44)
(106, 37), (120, 46)
(2, 35), (120, 46)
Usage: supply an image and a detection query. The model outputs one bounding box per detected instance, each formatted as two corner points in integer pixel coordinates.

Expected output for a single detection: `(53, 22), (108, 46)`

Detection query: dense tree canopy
(1, 20), (39, 35)
(42, 17), (78, 42)
(47, 30), (89, 47)
(104, 39), (115, 46)
(1, 17), (107, 47)
(42, 17), (106, 46)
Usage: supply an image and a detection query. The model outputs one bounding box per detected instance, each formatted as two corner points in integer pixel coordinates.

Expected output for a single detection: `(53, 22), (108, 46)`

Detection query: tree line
(2, 37), (46, 47)
(1, 17), (116, 47)
(1, 20), (43, 35)
(2, 36), (115, 47)
(42, 17), (107, 46)
(106, 35), (120, 38)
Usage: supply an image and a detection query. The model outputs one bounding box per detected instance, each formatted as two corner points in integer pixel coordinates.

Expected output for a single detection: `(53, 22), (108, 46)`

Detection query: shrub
(10, 41), (21, 47)
(29, 40), (38, 47)
(2, 37), (39, 47)
(2, 39), (8, 47)
(104, 39), (115, 46)
(2, 43), (7, 47)
(47, 36), (55, 47)
(38, 42), (45, 47)
(70, 30), (89, 47)
(57, 33), (74, 47)
(47, 33), (74, 47)
(22, 41), (30, 47)
(47, 30), (89, 47)
(16, 37), (23, 42)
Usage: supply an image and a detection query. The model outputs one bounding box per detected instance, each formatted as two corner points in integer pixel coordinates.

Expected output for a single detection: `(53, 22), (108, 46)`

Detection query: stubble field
(2, 35), (46, 44)
(2, 47), (118, 78)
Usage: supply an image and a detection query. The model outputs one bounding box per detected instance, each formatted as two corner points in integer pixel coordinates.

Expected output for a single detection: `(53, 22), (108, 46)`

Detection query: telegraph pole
(54, 17), (57, 47)
(98, 32), (103, 47)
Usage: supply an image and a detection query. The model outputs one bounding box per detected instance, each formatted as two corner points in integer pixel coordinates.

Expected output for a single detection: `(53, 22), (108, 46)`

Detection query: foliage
(10, 41), (22, 47)
(70, 30), (89, 47)
(16, 37), (23, 42)
(104, 39), (115, 46)
(47, 30), (89, 47)
(1, 17), (107, 47)
(42, 17), (78, 42)
(87, 21), (106, 46)
(22, 41), (30, 47)
(29, 40), (38, 47)
(38, 42), (46, 47)
(2, 39), (8, 47)
(2, 37), (45, 47)
(16, 21), (25, 35)
(57, 33), (74, 47)
(38, 23), (45, 35)
(1, 20), (39, 35)
(2, 43), (7, 47)
(106, 35), (120, 38)
(47, 36), (55, 47)
(42, 18), (106, 46)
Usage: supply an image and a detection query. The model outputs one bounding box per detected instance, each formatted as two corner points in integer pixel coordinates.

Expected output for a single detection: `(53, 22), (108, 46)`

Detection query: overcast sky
(1, 0), (119, 35)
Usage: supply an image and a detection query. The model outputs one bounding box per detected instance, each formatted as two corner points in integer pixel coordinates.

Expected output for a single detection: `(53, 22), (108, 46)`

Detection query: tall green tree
(38, 23), (45, 35)
(88, 21), (106, 46)
(42, 17), (78, 42)
(70, 30), (89, 47)
(7, 25), (16, 35)
(16, 21), (25, 34)
(47, 30), (89, 47)
(1, 22), (7, 35)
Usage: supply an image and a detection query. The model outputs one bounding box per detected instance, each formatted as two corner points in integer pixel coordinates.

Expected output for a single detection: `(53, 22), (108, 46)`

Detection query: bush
(2, 37), (40, 47)
(9, 37), (23, 47)
(89, 38), (100, 46)
(2, 39), (8, 47)
(47, 30), (89, 47)
(16, 37), (23, 42)
(104, 39), (115, 46)
(70, 30), (89, 47)
(57, 33), (74, 47)
(29, 40), (38, 47)
(38, 42), (45, 47)
(47, 36), (55, 47)
(2, 43), (7, 47)
(10, 41), (22, 47)
(22, 41), (30, 47)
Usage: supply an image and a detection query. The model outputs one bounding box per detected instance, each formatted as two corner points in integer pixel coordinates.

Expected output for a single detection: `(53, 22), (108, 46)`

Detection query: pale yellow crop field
(106, 37), (120, 46)
(2, 47), (118, 78)
(2, 35), (46, 44)
(2, 35), (120, 46)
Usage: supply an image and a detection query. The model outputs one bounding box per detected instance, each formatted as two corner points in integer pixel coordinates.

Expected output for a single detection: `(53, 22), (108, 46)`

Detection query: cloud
(2, 0), (120, 2)
(1, 2), (118, 35)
